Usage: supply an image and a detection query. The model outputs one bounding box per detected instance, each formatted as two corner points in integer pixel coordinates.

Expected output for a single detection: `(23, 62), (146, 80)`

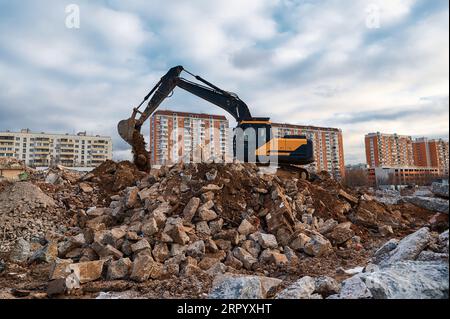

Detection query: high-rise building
(271, 123), (345, 179)
(0, 129), (112, 168)
(413, 137), (449, 176)
(149, 110), (229, 165)
(365, 132), (414, 168)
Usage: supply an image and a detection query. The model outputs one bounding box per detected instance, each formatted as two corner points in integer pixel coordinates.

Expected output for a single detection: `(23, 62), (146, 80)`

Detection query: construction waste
(0, 161), (448, 299)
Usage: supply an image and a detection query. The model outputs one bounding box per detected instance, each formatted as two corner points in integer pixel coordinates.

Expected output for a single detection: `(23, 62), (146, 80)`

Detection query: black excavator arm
(118, 65), (254, 171)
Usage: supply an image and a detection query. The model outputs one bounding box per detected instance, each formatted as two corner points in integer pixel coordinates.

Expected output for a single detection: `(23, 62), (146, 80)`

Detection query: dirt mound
(84, 160), (146, 193)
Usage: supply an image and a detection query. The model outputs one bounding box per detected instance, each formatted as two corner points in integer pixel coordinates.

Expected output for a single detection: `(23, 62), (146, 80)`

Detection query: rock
(68, 260), (105, 283)
(205, 169), (218, 181)
(209, 274), (281, 299)
(338, 189), (358, 205)
(198, 257), (220, 270)
(326, 222), (354, 245)
(182, 197), (201, 222)
(378, 225), (394, 237)
(201, 184), (223, 192)
(241, 240), (261, 258)
(131, 239), (151, 253)
(289, 233), (311, 251)
(201, 191), (215, 202)
(303, 233), (332, 257)
(209, 219), (223, 235)
(196, 221), (211, 236)
(125, 187), (139, 208)
(142, 218), (158, 236)
(198, 209), (217, 222)
(224, 252), (243, 270)
(416, 250), (449, 262)
(337, 276), (373, 299)
(79, 182), (94, 193)
(314, 276), (340, 297)
(152, 243), (170, 262)
(256, 233), (278, 249)
(233, 247), (257, 270)
(381, 227), (431, 265)
(357, 261), (448, 299)
(47, 275), (80, 296)
(49, 258), (74, 280)
(107, 258), (132, 280)
(318, 219), (338, 234)
(29, 241), (58, 264)
(9, 238), (31, 263)
(371, 238), (399, 264)
(259, 249), (288, 266)
(205, 262), (227, 277)
(186, 240), (206, 258)
(214, 229), (239, 246)
(86, 207), (107, 217)
(431, 182), (449, 199)
(170, 243), (186, 257)
(130, 254), (163, 282)
(275, 276), (316, 299)
(163, 218), (190, 245)
(402, 196), (449, 214)
(237, 219), (256, 236)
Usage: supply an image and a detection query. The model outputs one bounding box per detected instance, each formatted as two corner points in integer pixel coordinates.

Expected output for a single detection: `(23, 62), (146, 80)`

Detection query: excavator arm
(118, 65), (253, 171)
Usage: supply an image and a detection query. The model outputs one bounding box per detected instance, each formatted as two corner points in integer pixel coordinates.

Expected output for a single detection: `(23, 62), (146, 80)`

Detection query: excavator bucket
(117, 117), (136, 145)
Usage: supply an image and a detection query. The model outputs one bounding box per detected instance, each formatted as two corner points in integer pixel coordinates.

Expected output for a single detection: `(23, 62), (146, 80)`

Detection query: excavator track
(275, 164), (310, 181)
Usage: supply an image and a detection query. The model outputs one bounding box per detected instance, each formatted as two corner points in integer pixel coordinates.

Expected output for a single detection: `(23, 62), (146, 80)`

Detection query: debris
(275, 276), (316, 299)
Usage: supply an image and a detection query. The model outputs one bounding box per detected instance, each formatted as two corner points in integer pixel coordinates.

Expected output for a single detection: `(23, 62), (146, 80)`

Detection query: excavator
(118, 65), (314, 179)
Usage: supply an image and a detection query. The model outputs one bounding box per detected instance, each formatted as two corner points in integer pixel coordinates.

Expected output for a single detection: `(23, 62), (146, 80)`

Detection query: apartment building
(0, 129), (112, 168)
(149, 110), (229, 165)
(413, 137), (449, 176)
(271, 123), (345, 179)
(365, 132), (414, 168)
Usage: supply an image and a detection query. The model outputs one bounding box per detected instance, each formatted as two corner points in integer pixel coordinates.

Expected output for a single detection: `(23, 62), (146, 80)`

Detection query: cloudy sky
(0, 0), (448, 164)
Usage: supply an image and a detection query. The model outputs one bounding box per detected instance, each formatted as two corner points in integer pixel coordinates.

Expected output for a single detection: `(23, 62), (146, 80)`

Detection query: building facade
(149, 110), (229, 165)
(413, 137), (449, 176)
(365, 132), (414, 168)
(368, 166), (440, 187)
(0, 129), (112, 168)
(271, 123), (345, 179)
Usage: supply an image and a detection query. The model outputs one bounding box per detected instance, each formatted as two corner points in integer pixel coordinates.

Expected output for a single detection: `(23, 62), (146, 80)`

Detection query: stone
(275, 276), (316, 299)
(314, 276), (340, 297)
(29, 241), (58, 264)
(205, 262), (227, 277)
(289, 233), (311, 251)
(402, 196), (449, 214)
(336, 276), (372, 299)
(201, 191), (215, 202)
(163, 218), (190, 245)
(326, 222), (354, 245)
(380, 227), (431, 265)
(86, 207), (107, 217)
(68, 260), (105, 284)
(125, 187), (140, 208)
(209, 274), (281, 299)
(224, 252), (243, 270)
(416, 250), (449, 262)
(9, 238), (31, 263)
(318, 219), (338, 234)
(47, 275), (80, 296)
(142, 218), (158, 236)
(431, 182), (449, 198)
(182, 197), (201, 222)
(241, 240), (261, 258)
(214, 229), (239, 246)
(378, 225), (394, 237)
(196, 221), (211, 236)
(107, 258), (132, 280)
(79, 182), (94, 193)
(205, 169), (218, 181)
(259, 249), (288, 266)
(303, 233), (332, 257)
(371, 238), (399, 264)
(152, 243), (170, 263)
(49, 258), (74, 280)
(186, 240), (206, 258)
(237, 219), (256, 236)
(256, 233), (278, 249)
(199, 209), (217, 222)
(198, 257), (221, 270)
(209, 219), (224, 234)
(131, 239), (151, 253)
(201, 184), (223, 192)
(205, 238), (219, 253)
(350, 260), (448, 299)
(170, 243), (186, 257)
(233, 247), (257, 270)
(338, 189), (358, 204)
(130, 254), (163, 282)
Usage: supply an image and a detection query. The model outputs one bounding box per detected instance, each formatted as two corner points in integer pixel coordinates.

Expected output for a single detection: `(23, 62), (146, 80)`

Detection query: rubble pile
(0, 161), (448, 299)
